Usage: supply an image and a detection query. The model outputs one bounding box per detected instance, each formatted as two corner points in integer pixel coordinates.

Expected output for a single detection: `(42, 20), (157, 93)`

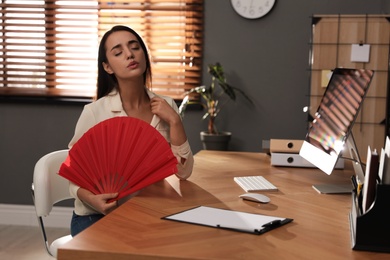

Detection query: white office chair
(31, 149), (73, 258)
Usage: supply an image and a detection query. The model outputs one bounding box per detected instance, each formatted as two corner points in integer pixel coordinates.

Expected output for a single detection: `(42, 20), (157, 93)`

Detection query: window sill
(0, 88), (199, 107)
(0, 87), (95, 98)
(0, 87), (94, 104)
(0, 87), (95, 104)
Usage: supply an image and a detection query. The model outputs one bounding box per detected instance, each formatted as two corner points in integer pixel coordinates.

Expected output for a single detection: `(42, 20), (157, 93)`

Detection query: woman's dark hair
(97, 25), (152, 99)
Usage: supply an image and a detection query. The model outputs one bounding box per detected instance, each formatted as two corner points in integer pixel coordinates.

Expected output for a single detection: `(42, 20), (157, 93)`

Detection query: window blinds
(0, 0), (203, 99)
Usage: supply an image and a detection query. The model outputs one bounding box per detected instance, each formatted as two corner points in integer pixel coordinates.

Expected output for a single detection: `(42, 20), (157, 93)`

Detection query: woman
(68, 25), (194, 236)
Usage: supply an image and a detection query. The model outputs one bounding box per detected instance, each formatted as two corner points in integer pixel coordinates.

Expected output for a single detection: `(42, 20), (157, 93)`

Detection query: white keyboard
(234, 176), (278, 192)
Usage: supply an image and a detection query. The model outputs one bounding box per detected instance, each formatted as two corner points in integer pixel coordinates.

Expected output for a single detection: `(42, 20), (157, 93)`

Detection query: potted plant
(179, 62), (253, 150)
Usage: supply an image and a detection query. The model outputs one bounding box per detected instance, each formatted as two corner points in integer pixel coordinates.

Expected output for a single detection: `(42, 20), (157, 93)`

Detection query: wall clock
(231, 0), (276, 19)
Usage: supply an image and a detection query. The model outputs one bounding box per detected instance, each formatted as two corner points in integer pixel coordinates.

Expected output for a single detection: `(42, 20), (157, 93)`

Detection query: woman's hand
(150, 97), (180, 126)
(150, 97), (187, 147)
(77, 188), (118, 215)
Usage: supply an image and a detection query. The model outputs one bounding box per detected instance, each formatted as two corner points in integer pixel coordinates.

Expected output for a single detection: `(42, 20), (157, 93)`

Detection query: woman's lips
(127, 61), (138, 69)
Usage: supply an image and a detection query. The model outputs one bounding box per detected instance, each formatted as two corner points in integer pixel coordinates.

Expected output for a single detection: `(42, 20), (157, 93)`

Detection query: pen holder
(349, 184), (390, 252)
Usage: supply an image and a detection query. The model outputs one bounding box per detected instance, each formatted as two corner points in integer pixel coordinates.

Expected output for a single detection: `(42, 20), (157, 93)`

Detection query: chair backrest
(33, 149), (71, 217)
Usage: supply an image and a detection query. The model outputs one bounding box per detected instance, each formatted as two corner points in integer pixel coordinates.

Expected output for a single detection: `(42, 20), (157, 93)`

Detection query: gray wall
(1, 0), (389, 205)
(192, 0), (389, 153)
(0, 100), (83, 205)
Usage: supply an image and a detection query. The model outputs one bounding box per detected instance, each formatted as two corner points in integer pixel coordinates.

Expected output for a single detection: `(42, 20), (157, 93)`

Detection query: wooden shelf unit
(308, 14), (390, 159)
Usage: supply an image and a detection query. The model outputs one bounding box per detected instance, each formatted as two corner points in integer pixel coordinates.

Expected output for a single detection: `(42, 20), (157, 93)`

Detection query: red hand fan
(58, 116), (178, 201)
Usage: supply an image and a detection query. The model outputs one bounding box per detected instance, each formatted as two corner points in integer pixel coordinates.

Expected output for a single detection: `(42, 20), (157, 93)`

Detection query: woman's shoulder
(86, 90), (119, 107)
(83, 90), (122, 118)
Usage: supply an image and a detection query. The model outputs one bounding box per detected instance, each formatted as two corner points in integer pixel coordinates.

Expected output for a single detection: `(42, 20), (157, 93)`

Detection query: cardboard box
(270, 139), (303, 154)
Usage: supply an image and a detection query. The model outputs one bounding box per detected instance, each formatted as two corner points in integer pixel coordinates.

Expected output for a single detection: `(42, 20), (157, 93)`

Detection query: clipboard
(162, 206), (293, 235)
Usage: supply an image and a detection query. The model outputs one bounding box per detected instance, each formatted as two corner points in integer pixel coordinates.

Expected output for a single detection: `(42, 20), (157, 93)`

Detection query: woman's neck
(117, 77), (148, 107)
(117, 80), (153, 122)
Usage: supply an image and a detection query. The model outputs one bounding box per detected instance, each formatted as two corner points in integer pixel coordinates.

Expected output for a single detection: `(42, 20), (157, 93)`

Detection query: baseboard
(0, 204), (73, 228)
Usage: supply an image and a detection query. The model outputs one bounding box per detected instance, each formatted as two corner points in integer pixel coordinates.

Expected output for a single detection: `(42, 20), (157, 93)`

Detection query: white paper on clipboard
(162, 206), (293, 234)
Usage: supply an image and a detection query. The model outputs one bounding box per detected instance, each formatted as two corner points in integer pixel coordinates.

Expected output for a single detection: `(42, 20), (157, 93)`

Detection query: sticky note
(351, 44), (370, 63)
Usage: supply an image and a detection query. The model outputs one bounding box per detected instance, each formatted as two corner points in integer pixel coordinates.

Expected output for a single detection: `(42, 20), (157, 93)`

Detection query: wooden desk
(58, 151), (388, 259)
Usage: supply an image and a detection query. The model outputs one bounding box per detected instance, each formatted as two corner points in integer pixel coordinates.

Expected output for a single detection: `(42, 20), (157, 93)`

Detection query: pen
(216, 224), (255, 234)
(357, 181), (363, 196)
(262, 219), (282, 228)
(357, 182), (363, 215)
(350, 176), (364, 215)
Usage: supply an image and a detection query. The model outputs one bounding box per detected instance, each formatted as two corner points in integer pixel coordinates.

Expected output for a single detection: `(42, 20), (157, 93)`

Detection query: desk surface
(58, 151), (388, 260)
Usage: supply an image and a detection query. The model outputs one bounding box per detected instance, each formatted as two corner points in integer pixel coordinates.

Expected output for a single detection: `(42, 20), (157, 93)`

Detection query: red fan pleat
(58, 116), (178, 201)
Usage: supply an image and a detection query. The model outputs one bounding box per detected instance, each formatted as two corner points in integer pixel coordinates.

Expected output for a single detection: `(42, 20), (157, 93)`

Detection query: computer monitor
(299, 68), (374, 182)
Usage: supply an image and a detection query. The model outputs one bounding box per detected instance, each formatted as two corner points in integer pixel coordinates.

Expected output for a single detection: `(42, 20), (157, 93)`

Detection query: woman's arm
(150, 97), (194, 179)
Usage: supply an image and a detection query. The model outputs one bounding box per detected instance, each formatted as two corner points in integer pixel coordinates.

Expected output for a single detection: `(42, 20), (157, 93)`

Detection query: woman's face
(103, 30), (147, 82)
